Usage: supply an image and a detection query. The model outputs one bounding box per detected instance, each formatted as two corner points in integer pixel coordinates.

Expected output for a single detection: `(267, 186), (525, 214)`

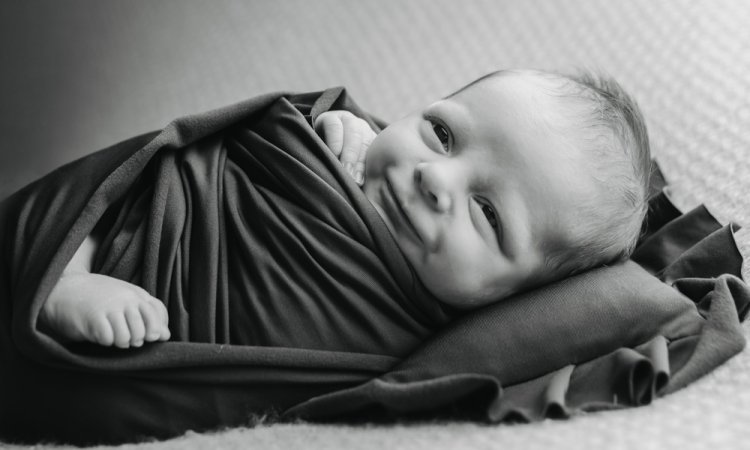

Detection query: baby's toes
(88, 315), (115, 347)
(148, 298), (170, 340)
(125, 306), (146, 347)
(139, 301), (166, 342)
(107, 312), (132, 349)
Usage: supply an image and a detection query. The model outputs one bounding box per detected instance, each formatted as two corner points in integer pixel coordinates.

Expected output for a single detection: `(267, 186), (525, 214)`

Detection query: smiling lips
(383, 177), (424, 245)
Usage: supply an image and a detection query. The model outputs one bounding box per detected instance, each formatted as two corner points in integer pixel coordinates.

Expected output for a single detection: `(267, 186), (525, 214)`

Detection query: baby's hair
(542, 69), (652, 278)
(453, 69), (652, 280)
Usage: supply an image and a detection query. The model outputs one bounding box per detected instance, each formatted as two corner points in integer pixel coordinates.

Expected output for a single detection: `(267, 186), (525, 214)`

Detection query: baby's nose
(414, 163), (452, 213)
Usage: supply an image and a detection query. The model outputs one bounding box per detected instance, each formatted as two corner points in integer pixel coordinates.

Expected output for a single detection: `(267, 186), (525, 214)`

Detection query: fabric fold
(1, 88), (451, 445)
(286, 188), (749, 424)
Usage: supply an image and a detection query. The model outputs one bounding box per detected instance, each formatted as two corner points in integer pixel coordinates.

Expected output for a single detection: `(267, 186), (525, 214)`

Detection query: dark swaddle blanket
(0, 89), (747, 445)
(81, 90), (451, 354)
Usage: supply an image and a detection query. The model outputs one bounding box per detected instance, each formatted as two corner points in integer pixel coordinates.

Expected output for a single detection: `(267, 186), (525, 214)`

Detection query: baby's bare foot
(41, 272), (170, 348)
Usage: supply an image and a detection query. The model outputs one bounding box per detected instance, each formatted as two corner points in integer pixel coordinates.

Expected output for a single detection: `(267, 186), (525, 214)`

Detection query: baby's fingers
(340, 115), (364, 181)
(314, 112), (344, 156)
(352, 131), (373, 186)
(315, 110), (375, 185)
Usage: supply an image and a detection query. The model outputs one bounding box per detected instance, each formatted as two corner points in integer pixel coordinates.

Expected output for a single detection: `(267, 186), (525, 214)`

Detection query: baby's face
(363, 72), (595, 309)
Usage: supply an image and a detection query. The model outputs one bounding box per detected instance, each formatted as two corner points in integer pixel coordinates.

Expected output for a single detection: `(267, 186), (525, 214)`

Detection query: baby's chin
(416, 274), (513, 310)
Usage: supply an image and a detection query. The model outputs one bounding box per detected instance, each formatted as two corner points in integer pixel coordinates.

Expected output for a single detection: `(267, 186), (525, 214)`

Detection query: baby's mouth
(383, 177), (424, 245)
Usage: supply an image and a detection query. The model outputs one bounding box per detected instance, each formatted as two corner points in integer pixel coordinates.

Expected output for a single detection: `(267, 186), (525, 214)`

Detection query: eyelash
(426, 117), (451, 153)
(478, 200), (499, 230)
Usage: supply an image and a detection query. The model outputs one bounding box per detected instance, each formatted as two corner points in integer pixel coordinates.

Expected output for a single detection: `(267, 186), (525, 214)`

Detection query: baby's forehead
(450, 72), (572, 126)
(458, 70), (569, 98)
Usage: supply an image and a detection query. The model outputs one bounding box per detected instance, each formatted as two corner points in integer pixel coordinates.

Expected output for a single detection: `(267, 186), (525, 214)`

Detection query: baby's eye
(481, 204), (499, 229)
(431, 121), (450, 152)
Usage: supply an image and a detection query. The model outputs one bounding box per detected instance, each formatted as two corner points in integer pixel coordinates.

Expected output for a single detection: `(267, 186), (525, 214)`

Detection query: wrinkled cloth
(0, 88), (452, 445)
(1, 89), (748, 445)
(287, 171), (750, 423)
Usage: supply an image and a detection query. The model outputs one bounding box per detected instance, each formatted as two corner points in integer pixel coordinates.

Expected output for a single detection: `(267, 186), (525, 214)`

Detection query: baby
(40, 69), (651, 348)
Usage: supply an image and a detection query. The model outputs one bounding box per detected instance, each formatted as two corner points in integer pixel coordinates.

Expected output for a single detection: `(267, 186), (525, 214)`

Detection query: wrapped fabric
(287, 176), (749, 422)
(0, 89), (747, 445)
(0, 88), (451, 444)
(288, 231), (748, 421)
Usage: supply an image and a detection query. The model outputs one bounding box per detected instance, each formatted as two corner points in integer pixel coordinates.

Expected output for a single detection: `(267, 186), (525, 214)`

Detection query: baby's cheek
(434, 244), (490, 286)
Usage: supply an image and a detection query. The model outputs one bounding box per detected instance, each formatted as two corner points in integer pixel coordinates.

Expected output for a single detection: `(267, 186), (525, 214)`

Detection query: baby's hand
(314, 110), (376, 185)
(41, 272), (170, 348)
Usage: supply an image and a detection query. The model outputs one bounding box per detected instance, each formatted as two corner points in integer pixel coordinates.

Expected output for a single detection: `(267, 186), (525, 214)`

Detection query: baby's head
(363, 69), (651, 309)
